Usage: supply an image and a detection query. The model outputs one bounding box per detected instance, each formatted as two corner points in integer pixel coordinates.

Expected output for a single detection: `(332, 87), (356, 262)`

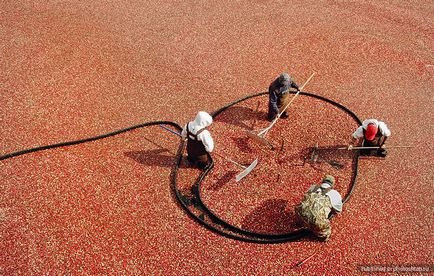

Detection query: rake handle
(342, 145), (413, 150)
(159, 124), (183, 137)
(213, 151), (246, 169)
(295, 252), (318, 267)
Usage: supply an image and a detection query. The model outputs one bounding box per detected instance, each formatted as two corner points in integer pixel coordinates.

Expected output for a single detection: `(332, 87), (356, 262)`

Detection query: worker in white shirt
(181, 111), (214, 169)
(348, 118), (391, 157)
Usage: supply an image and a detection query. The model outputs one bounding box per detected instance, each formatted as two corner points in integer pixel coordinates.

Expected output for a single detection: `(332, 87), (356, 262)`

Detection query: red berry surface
(1, 1), (432, 274)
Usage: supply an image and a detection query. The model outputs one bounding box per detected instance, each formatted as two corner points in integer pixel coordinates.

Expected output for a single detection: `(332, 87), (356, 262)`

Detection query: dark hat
(279, 73), (291, 85)
(322, 175), (335, 186)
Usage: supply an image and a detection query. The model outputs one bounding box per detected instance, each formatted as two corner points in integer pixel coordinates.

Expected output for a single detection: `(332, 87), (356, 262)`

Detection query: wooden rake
(339, 145), (413, 150)
(308, 143), (412, 167)
(247, 72), (316, 149)
(159, 124), (257, 182)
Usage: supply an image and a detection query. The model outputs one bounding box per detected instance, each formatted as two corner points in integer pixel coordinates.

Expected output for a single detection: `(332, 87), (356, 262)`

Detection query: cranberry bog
(1, 1), (433, 274)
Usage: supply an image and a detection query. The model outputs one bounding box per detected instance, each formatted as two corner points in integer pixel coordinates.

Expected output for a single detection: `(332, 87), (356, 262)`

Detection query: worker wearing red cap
(348, 119), (391, 157)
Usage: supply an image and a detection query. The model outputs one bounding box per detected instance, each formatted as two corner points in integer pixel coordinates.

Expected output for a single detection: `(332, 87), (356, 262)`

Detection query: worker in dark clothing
(267, 73), (300, 121)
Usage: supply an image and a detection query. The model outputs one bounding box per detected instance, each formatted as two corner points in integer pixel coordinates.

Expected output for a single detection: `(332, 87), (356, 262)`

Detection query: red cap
(365, 124), (378, 141)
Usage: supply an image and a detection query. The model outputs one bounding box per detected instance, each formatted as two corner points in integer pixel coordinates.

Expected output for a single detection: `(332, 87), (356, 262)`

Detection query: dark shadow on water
(313, 145), (355, 159)
(277, 149), (309, 167)
(208, 171), (238, 191)
(125, 149), (176, 167)
(241, 199), (301, 234)
(128, 137), (195, 168)
(278, 145), (355, 171)
(216, 106), (268, 130)
(143, 136), (176, 155)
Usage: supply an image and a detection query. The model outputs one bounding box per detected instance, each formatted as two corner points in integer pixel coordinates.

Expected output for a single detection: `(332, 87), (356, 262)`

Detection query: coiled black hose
(0, 91), (362, 243)
(172, 91), (362, 243)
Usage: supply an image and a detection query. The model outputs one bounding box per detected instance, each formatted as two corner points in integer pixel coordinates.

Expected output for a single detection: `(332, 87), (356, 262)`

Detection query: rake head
(235, 158), (258, 182)
(307, 143), (344, 170)
(246, 130), (274, 149)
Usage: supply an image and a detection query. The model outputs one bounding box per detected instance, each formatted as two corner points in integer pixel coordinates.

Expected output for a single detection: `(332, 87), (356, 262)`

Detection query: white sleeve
(378, 122), (391, 137)
(326, 190), (343, 212)
(181, 124), (188, 139)
(352, 126), (364, 139)
(197, 130), (214, 152)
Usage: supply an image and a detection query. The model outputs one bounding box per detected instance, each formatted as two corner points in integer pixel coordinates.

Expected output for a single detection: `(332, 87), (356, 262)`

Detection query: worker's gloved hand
(347, 145), (353, 150)
(278, 86), (288, 95)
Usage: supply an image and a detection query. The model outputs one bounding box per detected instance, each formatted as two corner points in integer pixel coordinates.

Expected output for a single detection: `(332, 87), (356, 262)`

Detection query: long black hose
(0, 120), (181, 161)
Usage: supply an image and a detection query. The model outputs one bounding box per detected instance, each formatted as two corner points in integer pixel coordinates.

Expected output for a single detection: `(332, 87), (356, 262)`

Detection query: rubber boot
(280, 111), (289, 119)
